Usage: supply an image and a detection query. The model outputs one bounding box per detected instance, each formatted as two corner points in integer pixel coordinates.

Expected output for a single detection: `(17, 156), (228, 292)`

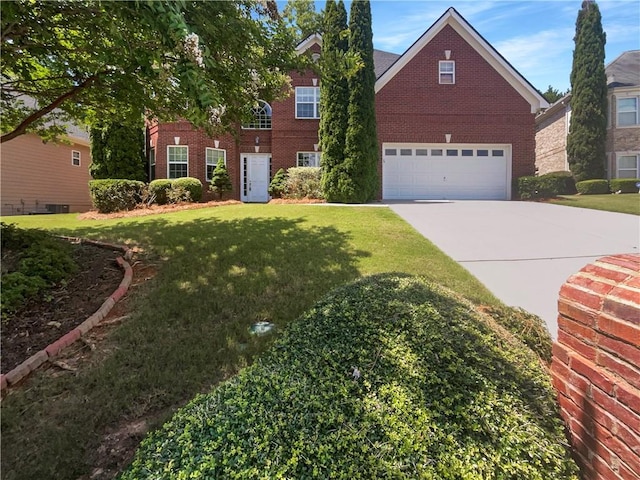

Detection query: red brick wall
(376, 24), (537, 189)
(551, 254), (640, 480)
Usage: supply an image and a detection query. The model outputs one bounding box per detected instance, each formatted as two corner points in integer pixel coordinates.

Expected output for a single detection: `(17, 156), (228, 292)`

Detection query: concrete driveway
(388, 201), (639, 338)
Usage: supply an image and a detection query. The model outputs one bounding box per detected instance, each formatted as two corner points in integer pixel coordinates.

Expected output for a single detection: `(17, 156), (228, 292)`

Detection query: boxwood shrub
(516, 171), (576, 200)
(88, 179), (145, 213)
(123, 274), (578, 479)
(148, 179), (173, 205)
(576, 179), (609, 195)
(171, 177), (203, 202)
(285, 167), (323, 199)
(609, 178), (640, 194)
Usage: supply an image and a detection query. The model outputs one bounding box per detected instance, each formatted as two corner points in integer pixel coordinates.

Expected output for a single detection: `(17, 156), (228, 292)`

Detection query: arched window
(243, 101), (272, 129)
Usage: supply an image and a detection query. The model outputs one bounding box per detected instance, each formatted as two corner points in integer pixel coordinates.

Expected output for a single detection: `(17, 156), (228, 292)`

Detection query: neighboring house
(535, 50), (640, 179)
(0, 123), (92, 216)
(148, 8), (548, 202)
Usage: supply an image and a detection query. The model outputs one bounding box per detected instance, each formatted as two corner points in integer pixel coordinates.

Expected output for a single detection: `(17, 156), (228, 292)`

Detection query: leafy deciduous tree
(566, 0), (607, 181)
(282, 0), (323, 42)
(1, 0), (297, 144)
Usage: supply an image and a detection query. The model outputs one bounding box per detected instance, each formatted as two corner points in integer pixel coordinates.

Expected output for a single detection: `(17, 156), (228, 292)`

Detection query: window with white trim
(149, 148), (156, 180)
(439, 61), (455, 84)
(72, 150), (81, 166)
(295, 87), (320, 119)
(297, 152), (321, 167)
(242, 101), (272, 129)
(206, 148), (226, 181)
(617, 97), (639, 126)
(167, 145), (188, 179)
(617, 154), (639, 178)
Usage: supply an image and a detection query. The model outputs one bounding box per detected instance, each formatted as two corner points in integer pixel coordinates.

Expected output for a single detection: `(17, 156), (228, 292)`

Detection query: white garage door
(382, 143), (511, 200)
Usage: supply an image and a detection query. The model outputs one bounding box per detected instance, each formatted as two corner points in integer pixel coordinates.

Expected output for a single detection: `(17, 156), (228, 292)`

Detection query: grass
(1, 204), (499, 480)
(550, 193), (640, 215)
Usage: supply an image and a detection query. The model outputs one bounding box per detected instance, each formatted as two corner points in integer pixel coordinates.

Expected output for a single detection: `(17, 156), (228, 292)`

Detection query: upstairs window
(295, 87), (320, 119)
(72, 150), (81, 166)
(206, 148), (226, 181)
(297, 152), (321, 167)
(439, 61), (455, 84)
(617, 97), (638, 126)
(243, 101), (272, 129)
(167, 145), (188, 178)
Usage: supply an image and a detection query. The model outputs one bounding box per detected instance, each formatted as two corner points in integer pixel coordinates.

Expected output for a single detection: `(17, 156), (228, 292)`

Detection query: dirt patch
(1, 242), (123, 373)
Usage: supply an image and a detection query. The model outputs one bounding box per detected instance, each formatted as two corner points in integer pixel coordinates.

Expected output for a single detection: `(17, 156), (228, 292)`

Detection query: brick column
(551, 254), (640, 480)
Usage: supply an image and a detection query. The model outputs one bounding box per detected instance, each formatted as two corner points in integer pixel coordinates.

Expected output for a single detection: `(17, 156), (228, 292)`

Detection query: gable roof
(375, 7), (549, 113)
(606, 50), (640, 87)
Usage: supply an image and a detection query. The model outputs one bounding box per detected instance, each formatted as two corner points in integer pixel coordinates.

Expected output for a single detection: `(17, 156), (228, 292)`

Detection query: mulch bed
(1, 242), (123, 373)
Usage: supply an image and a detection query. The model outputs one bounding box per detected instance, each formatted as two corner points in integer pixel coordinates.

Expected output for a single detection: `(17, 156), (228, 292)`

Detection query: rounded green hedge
(609, 178), (640, 194)
(576, 179), (609, 195)
(123, 275), (578, 479)
(149, 179), (173, 205)
(88, 179), (145, 213)
(171, 177), (203, 202)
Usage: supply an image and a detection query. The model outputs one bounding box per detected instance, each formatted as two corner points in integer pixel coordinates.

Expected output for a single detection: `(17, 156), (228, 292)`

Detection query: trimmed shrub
(172, 177), (203, 202)
(268, 168), (288, 198)
(516, 172), (576, 200)
(540, 171), (577, 195)
(209, 160), (232, 199)
(124, 275), (578, 479)
(148, 179), (172, 205)
(576, 179), (609, 195)
(609, 178), (640, 194)
(284, 167), (323, 199)
(88, 179), (145, 213)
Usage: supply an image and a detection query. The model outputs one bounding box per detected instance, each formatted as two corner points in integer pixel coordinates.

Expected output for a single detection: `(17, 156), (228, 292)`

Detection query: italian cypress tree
(89, 120), (146, 180)
(566, 0), (607, 181)
(319, 0), (350, 202)
(342, 0), (378, 203)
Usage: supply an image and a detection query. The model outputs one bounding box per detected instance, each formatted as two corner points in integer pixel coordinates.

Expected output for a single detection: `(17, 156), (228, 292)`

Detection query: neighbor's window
(617, 154), (639, 178)
(242, 101), (272, 129)
(439, 61), (455, 84)
(167, 145), (188, 178)
(295, 87), (320, 119)
(297, 152), (321, 167)
(149, 148), (156, 180)
(72, 150), (81, 166)
(206, 148), (226, 181)
(617, 97), (638, 126)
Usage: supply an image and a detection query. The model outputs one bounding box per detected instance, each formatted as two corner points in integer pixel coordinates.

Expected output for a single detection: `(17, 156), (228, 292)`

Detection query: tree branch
(1, 75), (100, 143)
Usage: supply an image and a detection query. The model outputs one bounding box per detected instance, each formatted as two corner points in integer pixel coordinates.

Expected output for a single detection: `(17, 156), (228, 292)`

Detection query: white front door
(241, 154), (270, 203)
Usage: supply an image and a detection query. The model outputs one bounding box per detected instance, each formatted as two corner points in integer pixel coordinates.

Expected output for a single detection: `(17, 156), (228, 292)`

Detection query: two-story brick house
(535, 50), (640, 179)
(148, 8), (548, 202)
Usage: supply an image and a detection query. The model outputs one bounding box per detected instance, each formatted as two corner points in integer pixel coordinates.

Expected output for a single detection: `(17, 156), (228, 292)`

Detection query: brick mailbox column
(551, 254), (640, 480)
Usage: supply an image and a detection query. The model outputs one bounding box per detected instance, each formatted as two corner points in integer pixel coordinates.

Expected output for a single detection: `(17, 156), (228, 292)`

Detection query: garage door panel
(383, 143), (510, 200)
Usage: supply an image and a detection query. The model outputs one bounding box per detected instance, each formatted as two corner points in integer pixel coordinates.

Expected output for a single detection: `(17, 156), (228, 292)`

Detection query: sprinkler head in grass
(249, 321), (275, 336)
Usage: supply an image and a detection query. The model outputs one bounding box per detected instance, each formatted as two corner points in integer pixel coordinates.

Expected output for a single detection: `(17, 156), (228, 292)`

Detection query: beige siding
(535, 106), (568, 175)
(1, 133), (92, 216)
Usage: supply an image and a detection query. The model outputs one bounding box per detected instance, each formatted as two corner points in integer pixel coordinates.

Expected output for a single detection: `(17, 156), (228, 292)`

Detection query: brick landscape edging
(0, 239), (134, 392)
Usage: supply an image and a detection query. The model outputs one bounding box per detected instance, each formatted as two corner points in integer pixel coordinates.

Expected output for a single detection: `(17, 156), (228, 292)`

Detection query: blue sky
(286, 1), (640, 93)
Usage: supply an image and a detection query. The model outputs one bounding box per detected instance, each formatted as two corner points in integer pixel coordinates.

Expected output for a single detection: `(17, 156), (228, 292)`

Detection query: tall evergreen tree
(89, 120), (146, 180)
(567, 0), (607, 181)
(319, 0), (351, 202)
(342, 0), (378, 203)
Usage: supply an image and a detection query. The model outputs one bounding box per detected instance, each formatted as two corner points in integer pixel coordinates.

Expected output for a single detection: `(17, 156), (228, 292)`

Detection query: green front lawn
(550, 193), (640, 215)
(1, 204), (499, 479)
